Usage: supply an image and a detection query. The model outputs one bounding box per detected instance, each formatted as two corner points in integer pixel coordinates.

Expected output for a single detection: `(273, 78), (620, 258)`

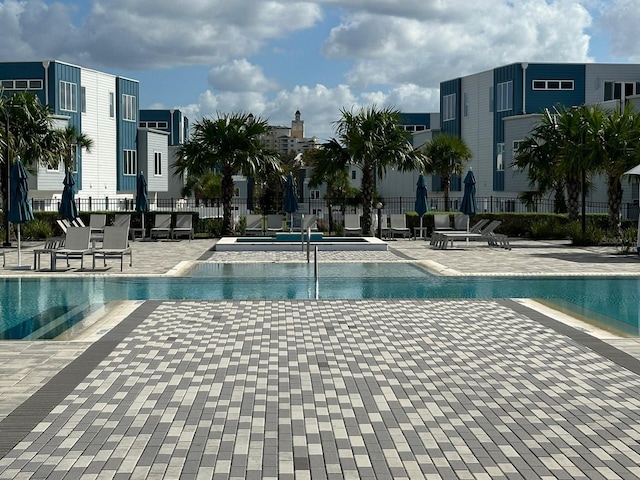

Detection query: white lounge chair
(343, 214), (361, 236)
(172, 214), (194, 240)
(54, 227), (92, 270)
(150, 214), (172, 239)
(266, 214), (284, 233)
(244, 214), (264, 235)
(113, 213), (131, 228)
(389, 214), (410, 239)
(454, 214), (469, 231)
(92, 226), (132, 271)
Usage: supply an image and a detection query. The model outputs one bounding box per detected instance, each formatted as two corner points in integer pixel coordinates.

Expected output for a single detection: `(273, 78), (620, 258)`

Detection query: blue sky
(0, 0), (637, 140)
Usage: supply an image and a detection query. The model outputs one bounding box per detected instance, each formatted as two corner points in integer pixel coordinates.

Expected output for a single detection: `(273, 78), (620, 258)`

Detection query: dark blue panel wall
(525, 63), (586, 114)
(117, 77), (139, 191)
(0, 61), (48, 105)
(140, 109), (184, 145)
(440, 78), (461, 135)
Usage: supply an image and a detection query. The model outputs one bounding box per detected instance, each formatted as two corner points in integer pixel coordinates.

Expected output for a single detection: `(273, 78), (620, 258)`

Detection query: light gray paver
(2, 238), (640, 478)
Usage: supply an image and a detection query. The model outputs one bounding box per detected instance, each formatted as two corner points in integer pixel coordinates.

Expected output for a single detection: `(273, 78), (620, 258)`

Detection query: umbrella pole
(142, 213), (145, 239)
(17, 225), (21, 266)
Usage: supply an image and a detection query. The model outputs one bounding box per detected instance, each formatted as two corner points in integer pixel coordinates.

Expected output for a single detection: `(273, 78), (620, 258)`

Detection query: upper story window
(532, 79), (574, 90)
(122, 94), (136, 121)
(81, 86), (86, 113)
(154, 152), (162, 176)
(496, 81), (513, 112)
(60, 81), (77, 112)
(109, 92), (115, 118)
(496, 143), (505, 171)
(140, 121), (169, 129)
(1, 79), (43, 90)
(604, 81), (639, 103)
(443, 93), (456, 121)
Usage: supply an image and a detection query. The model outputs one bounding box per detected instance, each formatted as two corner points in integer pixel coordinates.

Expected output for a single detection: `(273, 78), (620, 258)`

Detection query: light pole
(376, 201), (383, 238)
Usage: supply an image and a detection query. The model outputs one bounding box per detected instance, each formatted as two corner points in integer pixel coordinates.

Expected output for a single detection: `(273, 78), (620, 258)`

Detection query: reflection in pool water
(2, 263), (639, 339)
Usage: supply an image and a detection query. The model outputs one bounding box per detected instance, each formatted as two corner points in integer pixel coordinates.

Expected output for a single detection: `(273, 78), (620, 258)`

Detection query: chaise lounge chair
(89, 213), (106, 240)
(92, 226), (132, 271)
(150, 214), (172, 239)
(343, 214), (361, 236)
(432, 220), (504, 249)
(389, 214), (410, 239)
(245, 214), (264, 235)
(54, 227), (93, 270)
(266, 214), (284, 233)
(172, 214), (194, 241)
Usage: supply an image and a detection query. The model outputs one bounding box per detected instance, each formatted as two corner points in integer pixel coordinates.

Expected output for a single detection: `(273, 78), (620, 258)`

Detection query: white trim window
(109, 92), (115, 118)
(443, 93), (456, 121)
(532, 79), (574, 90)
(1, 79), (43, 90)
(604, 81), (638, 103)
(122, 94), (136, 121)
(123, 150), (137, 176)
(496, 143), (505, 171)
(154, 152), (162, 176)
(60, 81), (77, 112)
(496, 81), (513, 112)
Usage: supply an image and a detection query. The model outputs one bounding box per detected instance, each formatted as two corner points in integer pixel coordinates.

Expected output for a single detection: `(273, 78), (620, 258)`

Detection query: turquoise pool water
(2, 263), (639, 339)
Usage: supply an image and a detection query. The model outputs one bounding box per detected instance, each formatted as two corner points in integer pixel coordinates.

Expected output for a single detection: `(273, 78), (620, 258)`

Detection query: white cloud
(323, 0), (593, 88)
(208, 60), (279, 92)
(598, 0), (640, 61)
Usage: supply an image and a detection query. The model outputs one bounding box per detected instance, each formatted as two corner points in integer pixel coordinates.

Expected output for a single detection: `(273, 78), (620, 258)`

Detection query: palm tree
(55, 125), (93, 173)
(584, 103), (640, 234)
(174, 112), (282, 235)
(512, 108), (567, 213)
(1, 90), (60, 245)
(422, 133), (472, 212)
(319, 105), (426, 235)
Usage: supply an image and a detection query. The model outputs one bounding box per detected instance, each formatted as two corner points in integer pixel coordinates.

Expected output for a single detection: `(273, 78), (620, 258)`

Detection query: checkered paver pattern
(2, 299), (640, 479)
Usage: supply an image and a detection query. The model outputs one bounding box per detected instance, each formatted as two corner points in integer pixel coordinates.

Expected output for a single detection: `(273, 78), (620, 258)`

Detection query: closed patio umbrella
(460, 170), (477, 231)
(415, 174), (428, 239)
(623, 165), (640, 253)
(136, 171), (149, 238)
(8, 158), (34, 267)
(58, 171), (78, 221)
(284, 173), (298, 232)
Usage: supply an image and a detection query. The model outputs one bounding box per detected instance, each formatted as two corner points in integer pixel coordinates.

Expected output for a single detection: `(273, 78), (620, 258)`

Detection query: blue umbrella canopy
(8, 159), (34, 224)
(135, 171), (149, 214)
(284, 173), (298, 214)
(58, 171), (78, 220)
(415, 174), (428, 217)
(460, 170), (477, 217)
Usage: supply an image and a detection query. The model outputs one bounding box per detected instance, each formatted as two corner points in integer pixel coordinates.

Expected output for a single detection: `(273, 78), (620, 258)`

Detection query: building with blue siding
(0, 60), (174, 210)
(434, 62), (640, 211)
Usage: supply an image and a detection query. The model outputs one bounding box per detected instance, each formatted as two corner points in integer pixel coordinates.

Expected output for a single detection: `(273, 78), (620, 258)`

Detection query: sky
(0, 0), (637, 141)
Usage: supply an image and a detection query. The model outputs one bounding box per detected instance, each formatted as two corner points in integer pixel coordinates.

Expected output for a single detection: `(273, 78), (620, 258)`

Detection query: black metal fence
(17, 195), (639, 220)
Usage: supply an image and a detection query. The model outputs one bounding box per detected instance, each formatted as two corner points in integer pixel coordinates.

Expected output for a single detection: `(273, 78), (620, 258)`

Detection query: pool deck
(2, 237), (640, 478)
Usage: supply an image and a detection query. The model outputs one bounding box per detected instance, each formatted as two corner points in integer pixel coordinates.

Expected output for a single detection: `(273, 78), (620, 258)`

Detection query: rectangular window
(46, 159), (61, 172)
(496, 143), (505, 171)
(512, 140), (523, 155)
(442, 93), (456, 121)
(81, 86), (86, 113)
(154, 152), (162, 176)
(123, 150), (137, 175)
(122, 94), (136, 121)
(496, 81), (513, 112)
(15, 80), (28, 89)
(351, 170), (357, 180)
(59, 81), (77, 112)
(157, 121), (168, 129)
(532, 79), (575, 90)
(604, 81), (637, 102)
(463, 92), (469, 117)
(109, 92), (115, 117)
(489, 86), (494, 112)
(311, 190), (320, 200)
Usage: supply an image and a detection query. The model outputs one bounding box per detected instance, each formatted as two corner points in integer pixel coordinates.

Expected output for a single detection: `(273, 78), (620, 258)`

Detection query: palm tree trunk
(607, 175), (623, 236)
(566, 173), (580, 221)
(221, 164), (235, 236)
(443, 175), (451, 212)
(553, 183), (567, 214)
(361, 165), (374, 235)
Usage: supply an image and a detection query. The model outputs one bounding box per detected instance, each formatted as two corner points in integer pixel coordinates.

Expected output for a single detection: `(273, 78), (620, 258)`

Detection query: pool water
(2, 263), (639, 339)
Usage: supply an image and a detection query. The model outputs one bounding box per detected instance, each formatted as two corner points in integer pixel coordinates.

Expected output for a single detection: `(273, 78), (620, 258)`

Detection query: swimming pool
(2, 263), (639, 339)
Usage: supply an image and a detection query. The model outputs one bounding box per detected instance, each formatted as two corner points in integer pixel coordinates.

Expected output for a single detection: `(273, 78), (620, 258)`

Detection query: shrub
(530, 217), (568, 240)
(22, 219), (53, 240)
(613, 226), (638, 254)
(567, 221), (605, 246)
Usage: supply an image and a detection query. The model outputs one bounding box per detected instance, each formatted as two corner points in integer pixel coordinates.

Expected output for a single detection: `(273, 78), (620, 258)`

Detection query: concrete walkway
(1, 237), (640, 479)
